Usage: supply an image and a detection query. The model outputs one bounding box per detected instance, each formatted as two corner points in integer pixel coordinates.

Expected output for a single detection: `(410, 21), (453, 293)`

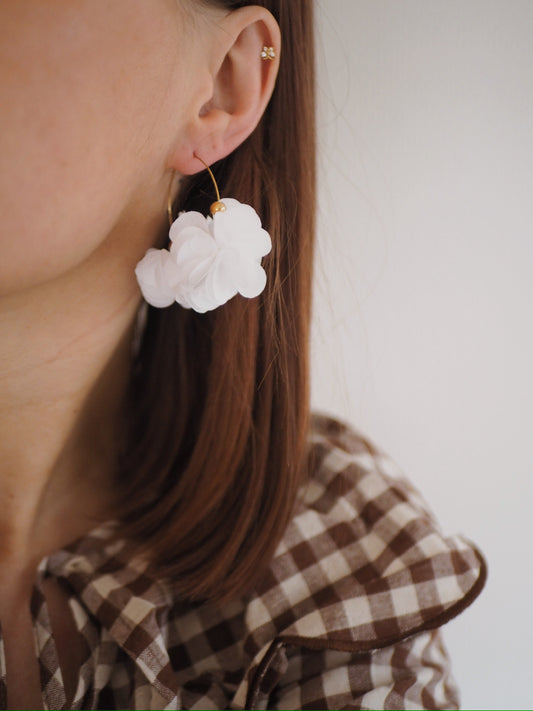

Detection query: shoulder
(234, 413), (486, 707)
(254, 413), (485, 631)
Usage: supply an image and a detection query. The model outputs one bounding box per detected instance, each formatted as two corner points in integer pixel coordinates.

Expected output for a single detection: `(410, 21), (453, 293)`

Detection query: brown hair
(118, 0), (316, 602)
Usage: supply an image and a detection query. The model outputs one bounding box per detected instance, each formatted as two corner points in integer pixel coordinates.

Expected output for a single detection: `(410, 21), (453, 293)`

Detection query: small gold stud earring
(260, 46), (276, 61)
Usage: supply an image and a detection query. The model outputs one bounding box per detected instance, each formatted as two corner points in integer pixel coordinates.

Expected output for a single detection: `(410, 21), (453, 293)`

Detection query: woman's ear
(170, 5), (280, 174)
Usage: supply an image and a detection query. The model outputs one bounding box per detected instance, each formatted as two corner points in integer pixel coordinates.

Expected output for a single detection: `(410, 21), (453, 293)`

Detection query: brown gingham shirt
(0, 415), (486, 710)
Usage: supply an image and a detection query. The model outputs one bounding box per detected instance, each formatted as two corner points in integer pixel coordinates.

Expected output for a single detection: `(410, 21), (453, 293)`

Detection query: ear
(171, 5), (280, 175)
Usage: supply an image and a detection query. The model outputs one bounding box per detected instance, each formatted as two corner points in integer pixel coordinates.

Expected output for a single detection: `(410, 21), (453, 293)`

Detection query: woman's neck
(0, 253), (141, 576)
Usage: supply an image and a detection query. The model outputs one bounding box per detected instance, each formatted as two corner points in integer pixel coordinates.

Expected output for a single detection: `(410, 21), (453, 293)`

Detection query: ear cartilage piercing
(261, 46), (276, 61)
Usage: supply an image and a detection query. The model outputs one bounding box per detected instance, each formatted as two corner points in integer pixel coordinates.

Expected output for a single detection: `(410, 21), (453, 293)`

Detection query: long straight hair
(118, 0), (316, 602)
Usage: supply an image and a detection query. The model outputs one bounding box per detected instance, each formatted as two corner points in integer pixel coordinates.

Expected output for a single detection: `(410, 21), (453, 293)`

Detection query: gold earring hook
(166, 157), (226, 227)
(167, 172), (176, 227)
(194, 154), (227, 215)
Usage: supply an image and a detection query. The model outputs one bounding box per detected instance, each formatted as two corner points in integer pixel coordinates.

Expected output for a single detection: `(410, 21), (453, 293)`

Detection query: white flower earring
(135, 156), (272, 313)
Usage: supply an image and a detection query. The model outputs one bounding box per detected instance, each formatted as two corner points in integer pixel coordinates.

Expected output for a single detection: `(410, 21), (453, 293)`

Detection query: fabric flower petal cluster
(135, 199), (271, 313)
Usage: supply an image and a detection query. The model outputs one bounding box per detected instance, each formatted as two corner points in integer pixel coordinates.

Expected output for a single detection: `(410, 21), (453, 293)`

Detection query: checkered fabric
(0, 415), (485, 709)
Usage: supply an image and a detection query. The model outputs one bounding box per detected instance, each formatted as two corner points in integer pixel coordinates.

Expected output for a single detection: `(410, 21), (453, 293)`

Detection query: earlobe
(170, 5), (280, 175)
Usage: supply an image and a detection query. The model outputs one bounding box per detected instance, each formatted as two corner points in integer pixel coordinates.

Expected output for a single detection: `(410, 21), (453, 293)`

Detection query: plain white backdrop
(311, 2), (533, 709)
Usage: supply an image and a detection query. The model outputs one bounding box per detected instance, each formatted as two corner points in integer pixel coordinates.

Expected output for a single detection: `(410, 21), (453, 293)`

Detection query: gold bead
(210, 200), (226, 214)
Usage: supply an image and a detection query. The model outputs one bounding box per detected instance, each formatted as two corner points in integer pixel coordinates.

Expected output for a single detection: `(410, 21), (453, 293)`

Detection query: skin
(0, 1), (279, 707)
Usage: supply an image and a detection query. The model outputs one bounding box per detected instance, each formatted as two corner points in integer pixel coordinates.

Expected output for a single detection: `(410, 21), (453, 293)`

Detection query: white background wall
(311, 2), (533, 708)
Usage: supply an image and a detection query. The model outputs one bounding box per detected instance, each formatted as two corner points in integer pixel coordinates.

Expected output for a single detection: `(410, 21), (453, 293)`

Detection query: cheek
(0, 105), (132, 295)
(0, 4), (187, 295)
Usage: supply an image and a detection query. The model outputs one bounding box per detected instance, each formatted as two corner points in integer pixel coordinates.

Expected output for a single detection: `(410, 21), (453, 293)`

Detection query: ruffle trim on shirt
(233, 414), (487, 708)
(240, 542), (485, 708)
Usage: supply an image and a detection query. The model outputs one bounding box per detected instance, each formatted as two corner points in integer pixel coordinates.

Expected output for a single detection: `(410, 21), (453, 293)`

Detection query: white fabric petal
(171, 233), (217, 288)
(234, 257), (267, 299)
(213, 216), (255, 247)
(172, 231), (215, 264)
(170, 225), (213, 255)
(217, 197), (241, 211)
(213, 203), (271, 260)
(134, 249), (178, 308)
(187, 286), (218, 314)
(169, 211), (208, 243)
(249, 228), (272, 258)
(223, 225), (271, 261)
(217, 199), (261, 232)
(209, 252), (239, 305)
